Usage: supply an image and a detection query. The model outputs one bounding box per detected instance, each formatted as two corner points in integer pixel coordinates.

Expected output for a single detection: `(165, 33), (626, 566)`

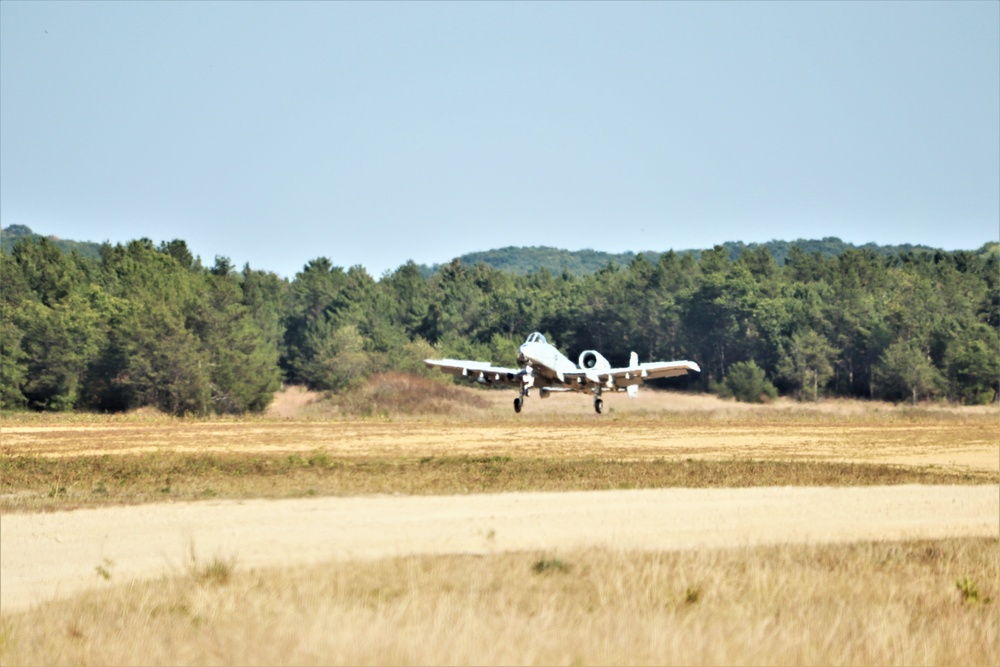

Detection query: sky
(1, 1), (998, 279)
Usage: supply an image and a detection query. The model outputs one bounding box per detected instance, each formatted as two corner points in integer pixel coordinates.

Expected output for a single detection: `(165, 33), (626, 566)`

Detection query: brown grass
(290, 373), (492, 418)
(3, 401), (997, 512)
(2, 452), (996, 513)
(1, 538), (996, 666)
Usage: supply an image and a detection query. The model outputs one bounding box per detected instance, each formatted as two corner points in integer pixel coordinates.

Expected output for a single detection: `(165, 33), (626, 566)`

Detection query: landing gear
(514, 369), (533, 414)
(593, 386), (604, 414)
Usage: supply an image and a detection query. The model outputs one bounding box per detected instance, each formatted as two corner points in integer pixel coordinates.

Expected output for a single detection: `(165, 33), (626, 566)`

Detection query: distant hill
(3, 224), (991, 277)
(431, 246), (656, 277)
(420, 237), (957, 276)
(706, 238), (944, 266)
(1, 224), (102, 260)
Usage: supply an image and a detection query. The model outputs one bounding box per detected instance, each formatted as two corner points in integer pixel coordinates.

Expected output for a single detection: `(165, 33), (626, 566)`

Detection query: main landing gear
(593, 387), (604, 414)
(512, 385), (605, 414)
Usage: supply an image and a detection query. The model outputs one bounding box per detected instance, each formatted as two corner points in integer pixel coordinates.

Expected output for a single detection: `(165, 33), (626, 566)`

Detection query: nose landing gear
(513, 368), (533, 413)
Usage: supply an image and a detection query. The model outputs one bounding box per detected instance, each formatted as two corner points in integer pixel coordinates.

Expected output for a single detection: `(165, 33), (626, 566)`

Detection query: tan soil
(265, 385), (322, 418)
(2, 485), (997, 613)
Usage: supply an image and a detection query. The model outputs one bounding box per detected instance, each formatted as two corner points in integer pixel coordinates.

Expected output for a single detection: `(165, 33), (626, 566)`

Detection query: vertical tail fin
(627, 352), (639, 398)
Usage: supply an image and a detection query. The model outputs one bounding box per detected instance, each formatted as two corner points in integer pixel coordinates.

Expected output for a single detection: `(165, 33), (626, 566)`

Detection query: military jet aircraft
(425, 332), (700, 414)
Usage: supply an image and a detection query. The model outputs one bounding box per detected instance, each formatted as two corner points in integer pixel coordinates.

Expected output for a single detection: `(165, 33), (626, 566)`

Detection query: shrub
(718, 361), (778, 403)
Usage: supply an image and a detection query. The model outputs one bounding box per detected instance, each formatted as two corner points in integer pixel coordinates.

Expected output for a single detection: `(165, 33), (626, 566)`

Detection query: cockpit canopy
(525, 332), (547, 345)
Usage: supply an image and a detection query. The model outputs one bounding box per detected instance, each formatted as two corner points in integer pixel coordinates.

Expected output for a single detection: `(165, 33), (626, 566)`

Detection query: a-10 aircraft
(425, 332), (701, 414)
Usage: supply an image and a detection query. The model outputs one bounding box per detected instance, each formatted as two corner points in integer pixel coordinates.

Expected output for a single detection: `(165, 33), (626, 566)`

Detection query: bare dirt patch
(265, 385), (322, 418)
(2, 485), (997, 614)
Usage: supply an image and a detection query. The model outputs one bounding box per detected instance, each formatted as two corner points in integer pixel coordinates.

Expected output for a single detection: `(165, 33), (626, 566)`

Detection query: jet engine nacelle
(578, 350), (611, 371)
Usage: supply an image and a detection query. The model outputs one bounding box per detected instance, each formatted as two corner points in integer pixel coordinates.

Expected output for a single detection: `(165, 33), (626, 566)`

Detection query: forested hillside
(0, 224), (103, 261)
(422, 238), (951, 276)
(0, 225), (962, 276)
(1, 234), (997, 413)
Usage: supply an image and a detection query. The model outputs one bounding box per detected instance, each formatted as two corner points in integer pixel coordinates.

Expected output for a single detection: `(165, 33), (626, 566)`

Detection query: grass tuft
(94, 558), (114, 581)
(187, 543), (237, 586)
(532, 557), (571, 574)
(956, 576), (992, 606)
(195, 557), (237, 586)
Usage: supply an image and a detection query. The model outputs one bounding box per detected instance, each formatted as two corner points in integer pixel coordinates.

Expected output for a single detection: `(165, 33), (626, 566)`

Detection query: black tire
(514, 397), (522, 413)
(594, 398), (603, 414)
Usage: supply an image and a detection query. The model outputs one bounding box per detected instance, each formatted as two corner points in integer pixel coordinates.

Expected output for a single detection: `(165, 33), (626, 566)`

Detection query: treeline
(1, 236), (997, 414)
(0, 224), (102, 261)
(0, 224), (960, 276)
(421, 237), (948, 276)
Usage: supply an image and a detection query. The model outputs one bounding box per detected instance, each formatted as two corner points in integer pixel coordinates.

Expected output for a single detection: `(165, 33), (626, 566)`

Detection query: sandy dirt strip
(2, 484), (997, 613)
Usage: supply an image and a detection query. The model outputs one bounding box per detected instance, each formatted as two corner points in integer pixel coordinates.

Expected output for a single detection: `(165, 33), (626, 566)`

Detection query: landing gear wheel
(594, 398), (603, 414)
(514, 397), (522, 413)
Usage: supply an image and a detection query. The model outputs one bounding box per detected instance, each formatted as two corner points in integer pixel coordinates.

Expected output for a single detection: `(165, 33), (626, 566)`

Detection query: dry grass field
(1, 381), (998, 665)
(2, 540), (997, 666)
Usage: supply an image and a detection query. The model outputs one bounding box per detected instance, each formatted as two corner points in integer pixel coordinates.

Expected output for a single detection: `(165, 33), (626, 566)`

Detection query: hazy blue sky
(2, 1), (997, 278)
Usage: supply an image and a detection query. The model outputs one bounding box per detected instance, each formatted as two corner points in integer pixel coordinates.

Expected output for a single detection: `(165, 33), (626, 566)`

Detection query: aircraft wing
(424, 359), (524, 385)
(564, 360), (701, 389)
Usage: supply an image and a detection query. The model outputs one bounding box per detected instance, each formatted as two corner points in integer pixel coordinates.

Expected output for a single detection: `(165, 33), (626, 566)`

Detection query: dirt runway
(3, 484), (997, 612)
